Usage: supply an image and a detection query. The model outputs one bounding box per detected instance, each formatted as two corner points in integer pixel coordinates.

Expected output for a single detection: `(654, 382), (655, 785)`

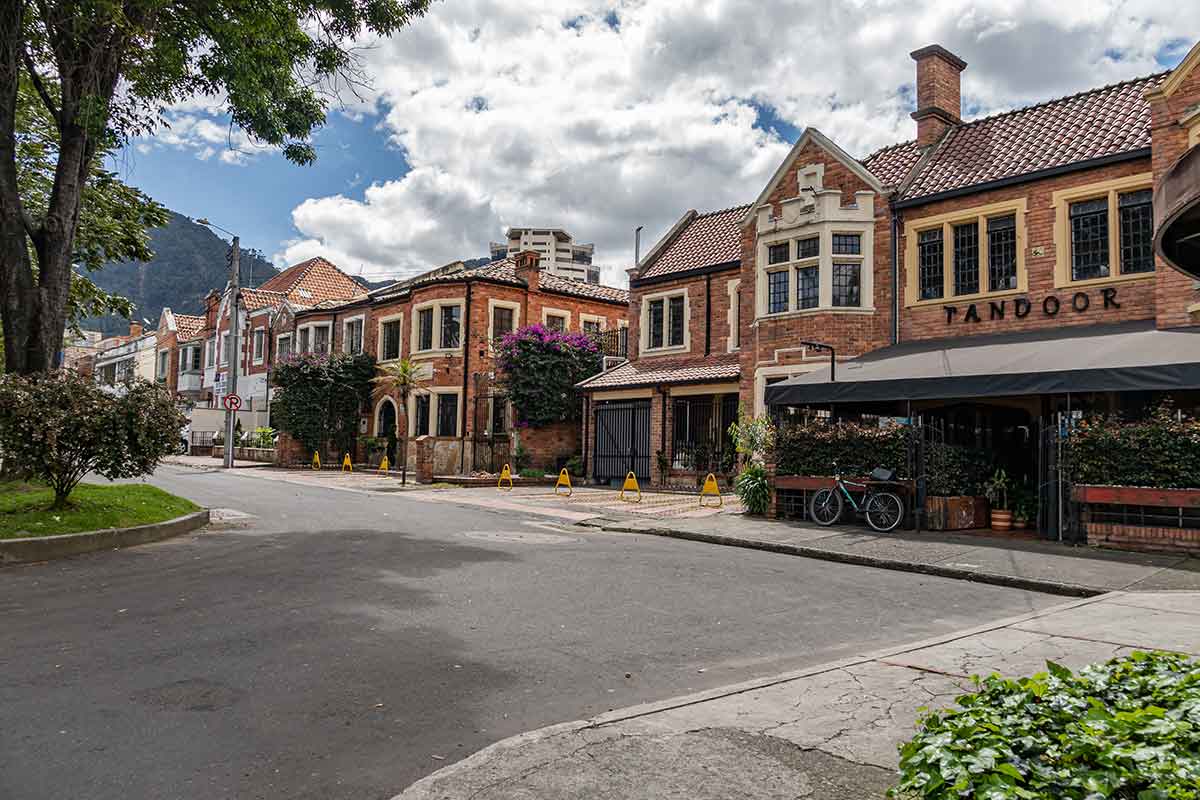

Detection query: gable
(741, 128), (885, 227)
(1148, 40), (1200, 100)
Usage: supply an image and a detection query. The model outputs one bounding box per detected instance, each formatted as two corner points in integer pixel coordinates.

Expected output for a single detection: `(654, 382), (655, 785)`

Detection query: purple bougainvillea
(495, 324), (602, 428)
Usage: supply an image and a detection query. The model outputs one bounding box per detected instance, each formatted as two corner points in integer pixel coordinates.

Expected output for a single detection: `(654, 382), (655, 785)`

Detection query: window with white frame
(157, 350), (169, 380)
(580, 315), (603, 337)
(542, 308), (569, 332)
(759, 227), (873, 315)
(298, 327), (310, 353)
(220, 332), (230, 364)
(253, 329), (265, 362)
(643, 289), (687, 352)
(412, 302), (463, 353)
(413, 394), (431, 436)
(378, 315), (402, 361)
(436, 393), (459, 437)
(206, 338), (215, 367)
(312, 324), (330, 355)
(488, 300), (518, 347)
(276, 334), (292, 360)
(343, 317), (364, 355)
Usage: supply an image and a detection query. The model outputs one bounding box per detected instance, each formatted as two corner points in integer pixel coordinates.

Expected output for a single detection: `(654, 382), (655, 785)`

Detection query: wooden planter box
(925, 496), (989, 531)
(1072, 484), (1200, 508)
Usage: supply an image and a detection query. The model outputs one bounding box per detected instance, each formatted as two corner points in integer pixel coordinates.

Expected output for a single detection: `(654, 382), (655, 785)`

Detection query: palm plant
(371, 359), (425, 485)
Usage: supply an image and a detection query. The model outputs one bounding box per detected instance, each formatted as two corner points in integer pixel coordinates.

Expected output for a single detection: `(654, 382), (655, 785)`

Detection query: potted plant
(924, 443), (990, 530)
(985, 468), (1012, 532)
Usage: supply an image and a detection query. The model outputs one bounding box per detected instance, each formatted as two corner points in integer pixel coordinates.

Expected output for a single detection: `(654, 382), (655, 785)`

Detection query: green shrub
(271, 352), (376, 455)
(495, 325), (601, 427)
(252, 427), (276, 448)
(564, 455), (584, 477)
(513, 442), (530, 472)
(518, 467), (542, 479)
(1068, 404), (1200, 489)
(925, 442), (992, 496)
(735, 464), (771, 515)
(774, 420), (910, 477)
(891, 651), (1200, 800)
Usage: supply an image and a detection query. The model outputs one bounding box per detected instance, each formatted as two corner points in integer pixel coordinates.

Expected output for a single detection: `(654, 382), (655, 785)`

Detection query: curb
(592, 523), (1105, 598)
(0, 509), (211, 565)
(391, 592), (1119, 798)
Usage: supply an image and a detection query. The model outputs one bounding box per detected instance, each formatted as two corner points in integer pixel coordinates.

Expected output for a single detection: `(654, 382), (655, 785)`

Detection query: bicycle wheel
(864, 492), (904, 532)
(809, 488), (843, 526)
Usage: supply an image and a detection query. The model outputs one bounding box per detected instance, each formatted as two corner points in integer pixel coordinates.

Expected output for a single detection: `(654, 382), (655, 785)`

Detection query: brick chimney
(514, 250), (541, 292)
(910, 45), (967, 147)
(129, 321), (143, 338)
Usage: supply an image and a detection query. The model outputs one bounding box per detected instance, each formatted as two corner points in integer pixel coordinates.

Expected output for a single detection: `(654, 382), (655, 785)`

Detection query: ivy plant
(495, 324), (602, 428)
(270, 352), (375, 456)
(891, 651), (1200, 800)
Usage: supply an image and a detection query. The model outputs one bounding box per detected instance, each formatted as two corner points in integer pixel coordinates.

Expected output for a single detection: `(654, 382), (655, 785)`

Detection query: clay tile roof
(174, 314), (206, 341)
(388, 257), (629, 305)
(637, 205), (750, 282)
(900, 72), (1165, 202)
(239, 288), (287, 311)
(257, 256), (369, 305)
(577, 352), (741, 391)
(860, 140), (923, 188)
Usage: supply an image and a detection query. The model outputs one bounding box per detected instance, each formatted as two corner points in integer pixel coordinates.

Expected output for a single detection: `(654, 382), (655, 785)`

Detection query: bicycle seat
(869, 467), (897, 482)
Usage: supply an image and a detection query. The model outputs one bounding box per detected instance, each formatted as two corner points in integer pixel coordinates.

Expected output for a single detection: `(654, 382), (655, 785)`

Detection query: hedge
(1068, 404), (1200, 490)
(891, 651), (1200, 799)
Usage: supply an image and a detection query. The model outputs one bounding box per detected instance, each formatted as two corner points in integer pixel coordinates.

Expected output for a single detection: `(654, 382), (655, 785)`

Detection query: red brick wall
(1086, 521), (1200, 555)
(628, 267), (739, 361)
(738, 141), (891, 411)
(1150, 63), (1200, 329)
(515, 421), (579, 472)
(898, 157), (1161, 342)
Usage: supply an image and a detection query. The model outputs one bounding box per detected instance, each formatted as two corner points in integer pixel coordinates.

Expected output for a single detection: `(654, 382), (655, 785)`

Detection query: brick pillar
(415, 435), (435, 483)
(650, 391), (665, 486)
(765, 458), (778, 519)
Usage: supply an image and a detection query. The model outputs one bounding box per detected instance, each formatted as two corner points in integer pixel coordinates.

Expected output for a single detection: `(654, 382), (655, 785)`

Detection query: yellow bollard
(497, 463), (513, 491)
(312, 451), (321, 470)
(554, 468), (573, 497)
(378, 455), (390, 473)
(699, 472), (723, 508)
(342, 453), (353, 472)
(619, 471), (642, 503)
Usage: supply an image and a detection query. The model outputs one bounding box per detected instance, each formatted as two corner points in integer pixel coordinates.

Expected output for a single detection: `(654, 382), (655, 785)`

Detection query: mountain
(85, 212), (495, 335)
(85, 211), (279, 335)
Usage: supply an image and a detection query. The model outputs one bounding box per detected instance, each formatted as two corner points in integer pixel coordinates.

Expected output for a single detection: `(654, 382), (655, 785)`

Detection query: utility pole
(224, 237), (241, 469)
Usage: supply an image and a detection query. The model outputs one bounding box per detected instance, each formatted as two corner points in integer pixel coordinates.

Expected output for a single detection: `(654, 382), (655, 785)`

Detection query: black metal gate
(472, 393), (511, 474)
(1038, 414), (1080, 542)
(594, 399), (651, 481)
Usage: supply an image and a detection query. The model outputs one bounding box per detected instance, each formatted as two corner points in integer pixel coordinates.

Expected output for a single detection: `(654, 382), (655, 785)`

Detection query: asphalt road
(1, 465), (1059, 799)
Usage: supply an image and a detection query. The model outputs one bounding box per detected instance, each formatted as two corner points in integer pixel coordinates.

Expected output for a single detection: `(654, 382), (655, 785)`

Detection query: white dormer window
(639, 288), (689, 354)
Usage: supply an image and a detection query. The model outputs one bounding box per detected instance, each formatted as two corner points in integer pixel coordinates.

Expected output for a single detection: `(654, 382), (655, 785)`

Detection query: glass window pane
(648, 299), (664, 349)
(1069, 197), (1110, 280)
(668, 296), (686, 347)
(436, 394), (458, 437)
(382, 321), (400, 360)
(767, 243), (790, 265)
(545, 314), (566, 333)
(796, 237), (819, 260)
(768, 271), (789, 314)
(832, 233), (861, 255)
(493, 307), (514, 339)
(796, 265), (819, 309)
(987, 215), (1017, 291)
(418, 308), (434, 350)
(953, 222), (979, 296)
(440, 306), (461, 348)
(415, 395), (430, 437)
(832, 263), (861, 307)
(918, 229), (943, 300)
(1118, 189), (1154, 275)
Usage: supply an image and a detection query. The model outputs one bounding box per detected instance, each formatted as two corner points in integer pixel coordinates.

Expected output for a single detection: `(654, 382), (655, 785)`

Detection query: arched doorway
(377, 398), (398, 466)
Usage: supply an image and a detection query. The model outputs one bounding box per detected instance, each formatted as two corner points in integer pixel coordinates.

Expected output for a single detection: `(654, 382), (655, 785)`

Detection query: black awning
(766, 320), (1200, 406)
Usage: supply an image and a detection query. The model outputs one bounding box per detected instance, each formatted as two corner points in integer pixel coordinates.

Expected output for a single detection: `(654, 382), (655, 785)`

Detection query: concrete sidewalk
(581, 514), (1200, 596)
(394, 591), (1200, 800)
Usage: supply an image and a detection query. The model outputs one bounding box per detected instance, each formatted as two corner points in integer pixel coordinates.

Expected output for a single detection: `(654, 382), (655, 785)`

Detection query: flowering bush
(891, 651), (1200, 799)
(0, 371), (186, 507)
(495, 324), (602, 428)
(271, 352), (375, 455)
(1068, 404), (1200, 489)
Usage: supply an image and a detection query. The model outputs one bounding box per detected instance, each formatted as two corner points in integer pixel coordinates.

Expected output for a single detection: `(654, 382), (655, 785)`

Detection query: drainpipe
(704, 274), (712, 356)
(890, 201), (901, 345)
(459, 281), (472, 475)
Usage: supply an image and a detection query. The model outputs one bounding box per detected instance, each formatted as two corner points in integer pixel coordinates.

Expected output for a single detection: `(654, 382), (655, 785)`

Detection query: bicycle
(808, 464), (906, 532)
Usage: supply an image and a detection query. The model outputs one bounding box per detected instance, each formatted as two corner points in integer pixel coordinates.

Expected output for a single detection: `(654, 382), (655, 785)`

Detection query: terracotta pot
(1012, 517), (1028, 530)
(991, 509), (1013, 532)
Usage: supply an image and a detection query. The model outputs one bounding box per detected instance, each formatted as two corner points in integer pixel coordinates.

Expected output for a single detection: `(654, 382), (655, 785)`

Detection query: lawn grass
(0, 482), (200, 540)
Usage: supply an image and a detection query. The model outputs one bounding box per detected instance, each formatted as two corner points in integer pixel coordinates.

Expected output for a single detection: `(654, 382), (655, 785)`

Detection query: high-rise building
(489, 228), (599, 284)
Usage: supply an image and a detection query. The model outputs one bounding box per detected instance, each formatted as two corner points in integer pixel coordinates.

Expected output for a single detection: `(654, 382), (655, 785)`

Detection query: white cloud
(170, 0), (1200, 283)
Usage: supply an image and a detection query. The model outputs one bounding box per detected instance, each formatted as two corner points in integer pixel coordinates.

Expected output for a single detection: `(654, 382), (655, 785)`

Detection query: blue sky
(122, 1), (1198, 284)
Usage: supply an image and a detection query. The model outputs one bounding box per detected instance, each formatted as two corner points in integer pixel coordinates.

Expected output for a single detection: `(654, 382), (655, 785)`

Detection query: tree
(371, 358), (425, 484)
(494, 324), (602, 428)
(1, 0), (431, 373)
(0, 370), (186, 507)
(271, 351), (376, 458)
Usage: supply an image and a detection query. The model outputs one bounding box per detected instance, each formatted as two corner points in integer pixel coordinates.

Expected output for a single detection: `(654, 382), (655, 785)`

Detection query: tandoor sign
(944, 287), (1120, 325)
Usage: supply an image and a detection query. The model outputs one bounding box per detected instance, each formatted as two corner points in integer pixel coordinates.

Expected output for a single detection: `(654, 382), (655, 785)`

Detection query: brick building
(580, 39), (1200, 503)
(284, 252), (628, 474)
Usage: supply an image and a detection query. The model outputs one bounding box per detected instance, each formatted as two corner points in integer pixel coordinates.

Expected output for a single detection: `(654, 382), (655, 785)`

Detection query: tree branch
(20, 45), (59, 125)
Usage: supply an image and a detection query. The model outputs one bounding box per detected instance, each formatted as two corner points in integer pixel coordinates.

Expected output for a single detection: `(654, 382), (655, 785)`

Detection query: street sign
(222, 394), (242, 411)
